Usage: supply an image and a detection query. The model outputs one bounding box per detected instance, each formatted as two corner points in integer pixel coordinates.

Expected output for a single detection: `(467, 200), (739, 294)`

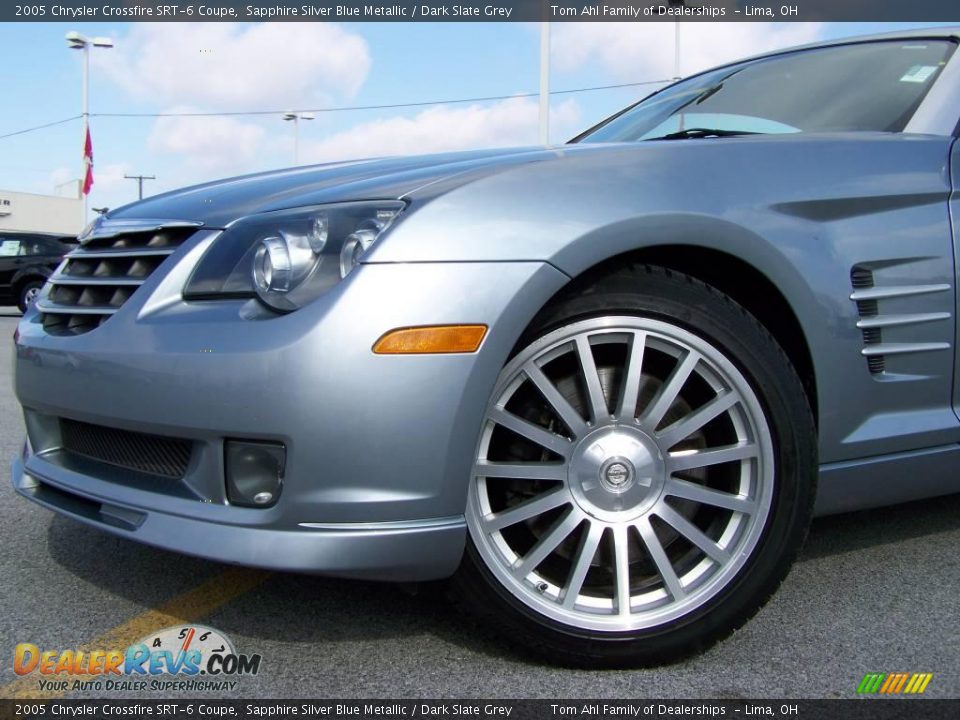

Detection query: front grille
(60, 418), (193, 479)
(38, 226), (196, 336)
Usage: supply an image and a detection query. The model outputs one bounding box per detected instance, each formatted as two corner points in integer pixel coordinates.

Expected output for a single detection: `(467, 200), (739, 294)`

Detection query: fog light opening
(225, 440), (286, 508)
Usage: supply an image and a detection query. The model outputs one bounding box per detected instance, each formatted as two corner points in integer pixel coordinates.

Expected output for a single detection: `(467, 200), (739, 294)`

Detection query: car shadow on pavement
(44, 491), (960, 664)
(801, 491), (960, 561)
(44, 514), (514, 662)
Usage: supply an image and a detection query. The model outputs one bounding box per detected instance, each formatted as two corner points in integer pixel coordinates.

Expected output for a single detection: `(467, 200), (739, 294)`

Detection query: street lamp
(283, 112), (314, 166)
(669, 0), (684, 79)
(539, 22), (549, 145)
(66, 31), (114, 224)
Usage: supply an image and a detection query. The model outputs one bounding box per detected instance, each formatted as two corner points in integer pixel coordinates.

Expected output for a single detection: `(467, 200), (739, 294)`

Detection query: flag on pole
(82, 126), (94, 196)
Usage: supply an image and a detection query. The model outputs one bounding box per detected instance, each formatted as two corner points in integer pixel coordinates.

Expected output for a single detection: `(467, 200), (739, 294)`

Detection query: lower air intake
(60, 418), (193, 479)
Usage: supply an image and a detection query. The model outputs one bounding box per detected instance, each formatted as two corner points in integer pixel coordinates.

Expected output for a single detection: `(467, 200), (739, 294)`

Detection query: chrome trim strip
(79, 218), (203, 243)
(138, 230), (221, 318)
(48, 275), (143, 287)
(66, 247), (177, 259)
(849, 284), (951, 301)
(861, 342), (951, 357)
(856, 312), (952, 329)
(34, 301), (118, 316)
(298, 516), (465, 531)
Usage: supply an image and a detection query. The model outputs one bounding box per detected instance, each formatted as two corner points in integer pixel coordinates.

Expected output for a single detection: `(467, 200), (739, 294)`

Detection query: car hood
(107, 146), (594, 227)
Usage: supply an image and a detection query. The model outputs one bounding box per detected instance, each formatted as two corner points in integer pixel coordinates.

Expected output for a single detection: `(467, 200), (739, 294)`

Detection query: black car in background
(0, 231), (76, 312)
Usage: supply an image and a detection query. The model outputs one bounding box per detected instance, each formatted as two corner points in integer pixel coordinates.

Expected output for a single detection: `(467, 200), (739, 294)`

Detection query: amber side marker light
(373, 324), (488, 354)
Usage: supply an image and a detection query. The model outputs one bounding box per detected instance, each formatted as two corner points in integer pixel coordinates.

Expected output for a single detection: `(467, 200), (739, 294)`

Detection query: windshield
(577, 39), (955, 143)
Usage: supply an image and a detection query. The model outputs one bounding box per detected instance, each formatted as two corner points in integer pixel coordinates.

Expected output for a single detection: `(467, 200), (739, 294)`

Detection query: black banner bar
(1, 700), (958, 720)
(5, 1), (960, 23)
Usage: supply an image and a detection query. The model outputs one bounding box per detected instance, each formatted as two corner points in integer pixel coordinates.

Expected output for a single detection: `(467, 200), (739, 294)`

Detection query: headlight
(183, 201), (404, 312)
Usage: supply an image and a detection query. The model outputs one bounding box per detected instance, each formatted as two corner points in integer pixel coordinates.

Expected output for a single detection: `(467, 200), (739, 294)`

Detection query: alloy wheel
(467, 316), (775, 632)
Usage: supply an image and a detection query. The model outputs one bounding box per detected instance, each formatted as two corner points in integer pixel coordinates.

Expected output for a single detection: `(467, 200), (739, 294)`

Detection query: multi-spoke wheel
(453, 266), (816, 666)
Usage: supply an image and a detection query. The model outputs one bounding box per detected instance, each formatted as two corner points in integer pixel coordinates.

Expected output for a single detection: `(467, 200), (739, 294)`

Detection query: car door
(21, 236), (70, 271)
(0, 236), (23, 300)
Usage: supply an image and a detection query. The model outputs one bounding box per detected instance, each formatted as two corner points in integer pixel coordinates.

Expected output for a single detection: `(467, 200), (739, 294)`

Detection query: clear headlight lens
(183, 201), (404, 312)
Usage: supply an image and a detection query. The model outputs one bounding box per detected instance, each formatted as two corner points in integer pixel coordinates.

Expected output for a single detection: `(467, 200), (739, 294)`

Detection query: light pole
(674, 22), (682, 80)
(539, 22), (550, 145)
(669, 0), (684, 80)
(66, 31), (113, 225)
(283, 112), (314, 166)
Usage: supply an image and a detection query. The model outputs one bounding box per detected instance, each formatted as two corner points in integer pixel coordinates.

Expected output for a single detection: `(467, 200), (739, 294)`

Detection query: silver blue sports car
(12, 28), (960, 666)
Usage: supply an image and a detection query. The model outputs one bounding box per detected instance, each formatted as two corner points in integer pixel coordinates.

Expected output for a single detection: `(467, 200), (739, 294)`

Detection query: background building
(0, 187), (83, 236)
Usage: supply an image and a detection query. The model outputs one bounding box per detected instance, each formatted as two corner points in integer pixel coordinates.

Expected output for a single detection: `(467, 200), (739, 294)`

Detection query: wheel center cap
(599, 458), (635, 493)
(569, 426), (666, 521)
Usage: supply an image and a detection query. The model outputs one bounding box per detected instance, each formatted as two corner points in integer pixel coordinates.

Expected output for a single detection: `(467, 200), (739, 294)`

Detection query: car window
(18, 240), (44, 256)
(11, 237), (73, 256)
(639, 113), (801, 139)
(578, 39), (956, 143)
(0, 240), (21, 257)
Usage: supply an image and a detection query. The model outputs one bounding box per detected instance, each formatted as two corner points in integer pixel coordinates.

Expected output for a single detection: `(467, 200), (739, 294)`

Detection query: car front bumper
(11, 231), (568, 580)
(11, 452), (467, 580)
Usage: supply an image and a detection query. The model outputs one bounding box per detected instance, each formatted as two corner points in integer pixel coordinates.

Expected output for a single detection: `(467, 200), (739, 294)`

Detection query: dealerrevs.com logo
(14, 625), (262, 693)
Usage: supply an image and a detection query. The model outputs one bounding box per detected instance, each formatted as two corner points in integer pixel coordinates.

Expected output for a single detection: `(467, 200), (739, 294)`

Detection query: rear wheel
(453, 266), (816, 666)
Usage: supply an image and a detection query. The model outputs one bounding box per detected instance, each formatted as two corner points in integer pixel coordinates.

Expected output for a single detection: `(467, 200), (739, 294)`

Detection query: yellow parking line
(2, 567), (271, 700)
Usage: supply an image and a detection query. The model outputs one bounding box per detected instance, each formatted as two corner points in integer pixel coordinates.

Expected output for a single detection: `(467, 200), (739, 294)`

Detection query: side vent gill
(849, 264), (952, 375)
(850, 268), (885, 373)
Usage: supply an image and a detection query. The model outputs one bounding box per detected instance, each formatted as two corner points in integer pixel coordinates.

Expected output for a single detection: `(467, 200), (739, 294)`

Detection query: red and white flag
(82, 126), (94, 196)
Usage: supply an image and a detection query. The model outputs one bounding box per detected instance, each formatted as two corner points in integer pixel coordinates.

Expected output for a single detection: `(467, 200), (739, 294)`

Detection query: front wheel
(17, 279), (44, 313)
(452, 266), (816, 667)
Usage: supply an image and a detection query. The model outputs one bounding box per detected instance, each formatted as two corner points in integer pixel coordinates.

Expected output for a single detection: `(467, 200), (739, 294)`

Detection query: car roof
(0, 231), (76, 242)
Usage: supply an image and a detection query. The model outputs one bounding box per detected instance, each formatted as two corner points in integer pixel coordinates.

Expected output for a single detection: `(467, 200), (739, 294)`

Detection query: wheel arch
(543, 237), (819, 426)
(11, 268), (50, 296)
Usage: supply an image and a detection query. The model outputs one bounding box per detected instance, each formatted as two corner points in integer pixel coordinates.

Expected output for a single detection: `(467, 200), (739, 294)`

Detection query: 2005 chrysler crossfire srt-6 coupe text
(12, 29), (960, 666)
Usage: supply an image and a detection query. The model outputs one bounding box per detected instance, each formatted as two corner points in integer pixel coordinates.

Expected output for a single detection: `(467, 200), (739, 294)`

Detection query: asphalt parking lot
(0, 310), (957, 700)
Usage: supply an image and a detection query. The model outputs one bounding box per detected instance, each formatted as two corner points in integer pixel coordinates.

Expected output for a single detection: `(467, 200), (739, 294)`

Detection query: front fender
(369, 134), (957, 463)
(11, 265), (53, 288)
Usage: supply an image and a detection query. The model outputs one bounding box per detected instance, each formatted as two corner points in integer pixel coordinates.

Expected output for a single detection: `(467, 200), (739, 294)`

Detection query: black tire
(451, 265), (817, 667)
(17, 279), (44, 313)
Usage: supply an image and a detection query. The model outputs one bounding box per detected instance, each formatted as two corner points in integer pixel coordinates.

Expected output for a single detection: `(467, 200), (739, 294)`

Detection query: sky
(0, 20), (952, 219)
